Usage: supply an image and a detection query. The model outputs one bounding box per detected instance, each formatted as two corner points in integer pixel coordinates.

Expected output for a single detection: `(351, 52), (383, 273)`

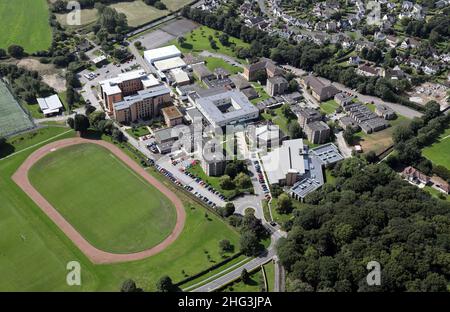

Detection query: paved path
(335, 131), (353, 158)
(12, 138), (185, 264)
(191, 229), (284, 292)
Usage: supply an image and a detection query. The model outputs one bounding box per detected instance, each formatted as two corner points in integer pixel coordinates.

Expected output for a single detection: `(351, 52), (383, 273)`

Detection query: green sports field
(423, 127), (450, 169)
(0, 127), (240, 291)
(0, 0), (52, 52)
(0, 80), (35, 137)
(28, 143), (176, 254)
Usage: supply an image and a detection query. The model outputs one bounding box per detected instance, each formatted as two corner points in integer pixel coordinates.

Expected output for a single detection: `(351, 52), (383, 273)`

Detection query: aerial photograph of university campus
(0, 0), (449, 296)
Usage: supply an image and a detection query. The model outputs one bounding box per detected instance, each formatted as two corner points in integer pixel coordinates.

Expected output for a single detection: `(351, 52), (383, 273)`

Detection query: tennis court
(0, 80), (35, 137)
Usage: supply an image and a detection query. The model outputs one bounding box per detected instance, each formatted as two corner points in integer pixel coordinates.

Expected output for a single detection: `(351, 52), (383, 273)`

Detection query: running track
(12, 138), (186, 264)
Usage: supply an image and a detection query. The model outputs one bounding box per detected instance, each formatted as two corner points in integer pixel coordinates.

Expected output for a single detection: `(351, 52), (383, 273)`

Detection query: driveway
(335, 131), (353, 158)
(199, 51), (244, 68)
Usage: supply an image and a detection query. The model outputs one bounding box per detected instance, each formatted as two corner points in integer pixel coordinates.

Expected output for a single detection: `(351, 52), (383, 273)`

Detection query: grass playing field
(28, 143), (177, 254)
(0, 127), (240, 291)
(0, 80), (35, 137)
(422, 127), (450, 169)
(0, 0), (52, 52)
(169, 26), (250, 62)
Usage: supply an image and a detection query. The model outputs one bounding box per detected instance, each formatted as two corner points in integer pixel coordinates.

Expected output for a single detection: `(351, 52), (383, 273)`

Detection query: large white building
(261, 139), (307, 186)
(144, 45), (182, 64)
(191, 88), (259, 128)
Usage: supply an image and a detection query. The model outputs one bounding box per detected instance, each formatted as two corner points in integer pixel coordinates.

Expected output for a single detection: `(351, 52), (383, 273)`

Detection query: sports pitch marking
(12, 138), (186, 264)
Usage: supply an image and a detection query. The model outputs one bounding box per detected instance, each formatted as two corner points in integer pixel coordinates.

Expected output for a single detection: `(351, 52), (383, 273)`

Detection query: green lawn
(221, 267), (264, 292)
(169, 26), (250, 62)
(28, 143), (177, 254)
(0, 127), (240, 291)
(187, 163), (252, 199)
(261, 107), (291, 134)
(251, 82), (271, 104)
(204, 57), (243, 74)
(422, 127), (450, 169)
(126, 125), (151, 138)
(320, 99), (339, 115)
(268, 197), (305, 225)
(57, 1), (169, 28)
(0, 0), (52, 52)
(424, 185), (450, 202)
(263, 261), (275, 292)
(353, 115), (411, 155)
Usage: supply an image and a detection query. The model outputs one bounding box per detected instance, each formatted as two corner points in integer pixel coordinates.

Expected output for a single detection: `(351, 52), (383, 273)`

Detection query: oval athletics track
(12, 138), (186, 264)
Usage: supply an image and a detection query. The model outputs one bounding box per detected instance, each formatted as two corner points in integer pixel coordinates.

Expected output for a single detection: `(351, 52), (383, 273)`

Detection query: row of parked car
(182, 170), (227, 202)
(253, 160), (271, 200)
(155, 164), (219, 209)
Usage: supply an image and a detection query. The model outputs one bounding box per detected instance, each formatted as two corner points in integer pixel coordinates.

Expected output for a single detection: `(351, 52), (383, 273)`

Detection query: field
(0, 81), (35, 137)
(169, 26), (250, 61)
(204, 57), (243, 75)
(28, 143), (177, 254)
(422, 127), (450, 169)
(320, 99), (339, 115)
(0, 0), (52, 52)
(0, 127), (240, 291)
(57, 0), (194, 28)
(353, 115), (411, 155)
(186, 163), (253, 199)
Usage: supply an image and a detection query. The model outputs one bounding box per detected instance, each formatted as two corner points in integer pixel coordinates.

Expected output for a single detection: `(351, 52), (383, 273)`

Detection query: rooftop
(114, 85), (171, 111)
(154, 57), (186, 72)
(162, 105), (183, 120)
(144, 45), (181, 63)
(37, 94), (63, 115)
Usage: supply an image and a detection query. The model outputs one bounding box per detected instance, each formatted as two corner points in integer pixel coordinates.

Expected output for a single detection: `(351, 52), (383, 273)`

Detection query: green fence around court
(0, 80), (35, 137)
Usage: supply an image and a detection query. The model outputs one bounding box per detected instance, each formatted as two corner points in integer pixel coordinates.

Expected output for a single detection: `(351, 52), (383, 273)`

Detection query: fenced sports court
(0, 80), (35, 137)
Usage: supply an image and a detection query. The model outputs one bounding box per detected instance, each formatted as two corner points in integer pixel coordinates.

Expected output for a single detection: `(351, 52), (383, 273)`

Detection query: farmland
(0, 0), (52, 52)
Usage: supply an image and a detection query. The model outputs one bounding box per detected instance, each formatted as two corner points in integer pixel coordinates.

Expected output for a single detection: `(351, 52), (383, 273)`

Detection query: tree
(177, 36), (186, 46)
(225, 162), (237, 178)
(85, 105), (96, 116)
(288, 121), (302, 139)
(241, 268), (250, 284)
(112, 128), (126, 142)
(73, 114), (90, 133)
(218, 33), (229, 46)
(276, 193), (293, 214)
(8, 45), (24, 58)
(156, 276), (177, 292)
(234, 172), (252, 189)
(288, 79), (299, 92)
(219, 175), (235, 190)
(0, 49), (6, 58)
(154, 1), (167, 10)
(219, 239), (234, 253)
(343, 128), (355, 145)
(120, 279), (142, 292)
(240, 231), (264, 256)
(67, 117), (74, 129)
(365, 151), (377, 164)
(219, 202), (235, 217)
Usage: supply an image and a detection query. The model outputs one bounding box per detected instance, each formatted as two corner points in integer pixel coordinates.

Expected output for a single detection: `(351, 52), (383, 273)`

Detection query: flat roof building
(266, 76), (288, 96)
(193, 89), (259, 128)
(144, 45), (182, 64)
(154, 57), (186, 73)
(37, 94), (63, 116)
(113, 85), (171, 123)
(261, 139), (307, 186)
(161, 105), (184, 127)
(99, 70), (160, 113)
(305, 121), (331, 144)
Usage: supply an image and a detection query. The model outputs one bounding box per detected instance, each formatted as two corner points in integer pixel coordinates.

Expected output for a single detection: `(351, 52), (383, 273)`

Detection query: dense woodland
(277, 158), (450, 292)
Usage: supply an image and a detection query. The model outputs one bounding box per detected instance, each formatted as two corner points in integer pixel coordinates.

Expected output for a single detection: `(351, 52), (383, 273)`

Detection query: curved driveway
(12, 138), (186, 264)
